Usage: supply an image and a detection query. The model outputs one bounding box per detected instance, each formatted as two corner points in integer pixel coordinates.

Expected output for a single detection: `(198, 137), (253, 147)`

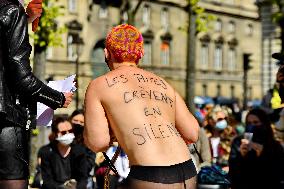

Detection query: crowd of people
(193, 101), (284, 189)
(31, 100), (284, 189)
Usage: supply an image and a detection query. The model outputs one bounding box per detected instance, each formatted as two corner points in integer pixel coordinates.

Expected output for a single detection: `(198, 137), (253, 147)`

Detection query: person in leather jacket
(0, 0), (73, 188)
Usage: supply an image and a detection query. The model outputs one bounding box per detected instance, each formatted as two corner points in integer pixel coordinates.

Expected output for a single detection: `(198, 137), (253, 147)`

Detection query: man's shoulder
(88, 72), (119, 91)
(89, 74), (108, 86)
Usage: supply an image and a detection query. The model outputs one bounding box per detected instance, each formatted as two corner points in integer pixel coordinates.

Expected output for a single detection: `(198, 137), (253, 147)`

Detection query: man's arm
(4, 4), (71, 109)
(84, 79), (111, 152)
(175, 91), (199, 143)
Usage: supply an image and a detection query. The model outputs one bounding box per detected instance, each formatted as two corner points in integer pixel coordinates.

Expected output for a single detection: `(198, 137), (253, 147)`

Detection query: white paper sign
(36, 74), (76, 126)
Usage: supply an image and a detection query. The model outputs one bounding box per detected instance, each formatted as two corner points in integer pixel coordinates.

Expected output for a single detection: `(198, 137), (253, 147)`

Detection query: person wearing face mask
(228, 108), (284, 189)
(204, 106), (236, 171)
(69, 109), (85, 144)
(39, 117), (89, 189)
(68, 109), (97, 189)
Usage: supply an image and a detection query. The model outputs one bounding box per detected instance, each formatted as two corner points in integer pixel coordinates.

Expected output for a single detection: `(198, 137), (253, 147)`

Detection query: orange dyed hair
(105, 24), (144, 64)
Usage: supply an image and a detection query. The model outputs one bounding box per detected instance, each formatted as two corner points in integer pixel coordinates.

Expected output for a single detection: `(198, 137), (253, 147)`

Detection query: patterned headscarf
(105, 24), (144, 64)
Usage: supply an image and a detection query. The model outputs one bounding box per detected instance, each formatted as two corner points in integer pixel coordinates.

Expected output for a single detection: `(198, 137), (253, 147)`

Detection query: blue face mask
(215, 120), (228, 130)
(245, 124), (256, 133)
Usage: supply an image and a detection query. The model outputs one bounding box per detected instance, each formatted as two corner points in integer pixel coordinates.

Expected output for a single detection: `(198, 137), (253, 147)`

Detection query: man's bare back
(84, 65), (199, 166)
(84, 24), (199, 188)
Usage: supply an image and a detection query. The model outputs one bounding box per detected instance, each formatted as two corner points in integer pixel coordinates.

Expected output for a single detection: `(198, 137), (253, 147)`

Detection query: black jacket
(39, 143), (89, 189)
(228, 135), (284, 189)
(0, 0), (65, 128)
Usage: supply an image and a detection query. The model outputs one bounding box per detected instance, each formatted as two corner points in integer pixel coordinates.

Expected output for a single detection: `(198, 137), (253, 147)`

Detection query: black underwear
(128, 159), (197, 184)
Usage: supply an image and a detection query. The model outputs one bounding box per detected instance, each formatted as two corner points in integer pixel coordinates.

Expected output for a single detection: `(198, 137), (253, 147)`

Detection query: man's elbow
(91, 144), (109, 153)
(84, 136), (110, 153)
(190, 119), (200, 143)
(192, 120), (200, 142)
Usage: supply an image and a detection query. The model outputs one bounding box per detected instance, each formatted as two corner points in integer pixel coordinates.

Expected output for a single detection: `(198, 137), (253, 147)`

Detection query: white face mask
(56, 133), (75, 146)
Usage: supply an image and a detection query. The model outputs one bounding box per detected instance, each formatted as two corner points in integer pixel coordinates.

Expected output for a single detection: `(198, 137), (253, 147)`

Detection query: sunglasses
(217, 117), (226, 122)
(58, 129), (73, 135)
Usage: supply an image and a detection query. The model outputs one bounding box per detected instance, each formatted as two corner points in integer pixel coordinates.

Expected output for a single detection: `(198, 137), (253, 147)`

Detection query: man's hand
(63, 179), (77, 189)
(240, 139), (250, 157)
(26, 0), (43, 24)
(63, 92), (73, 108)
(251, 142), (263, 157)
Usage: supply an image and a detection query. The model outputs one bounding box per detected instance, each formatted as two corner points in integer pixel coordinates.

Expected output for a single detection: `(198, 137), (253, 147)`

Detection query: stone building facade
(256, 0), (281, 95)
(195, 0), (262, 104)
(42, 0), (262, 116)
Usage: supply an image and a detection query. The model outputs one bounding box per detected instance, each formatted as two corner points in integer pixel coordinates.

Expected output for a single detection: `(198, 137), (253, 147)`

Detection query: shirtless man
(84, 24), (199, 189)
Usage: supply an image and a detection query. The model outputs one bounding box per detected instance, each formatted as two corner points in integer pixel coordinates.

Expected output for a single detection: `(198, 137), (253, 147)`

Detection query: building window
(121, 11), (128, 23)
(142, 5), (151, 28)
(217, 84), (221, 96)
(215, 19), (222, 32)
(68, 0), (77, 13)
(46, 47), (53, 59)
(200, 44), (209, 69)
(202, 84), (207, 96)
(142, 42), (152, 65)
(248, 86), (252, 99)
(214, 45), (223, 70)
(161, 7), (169, 31)
(228, 21), (235, 33)
(99, 6), (108, 19)
(230, 85), (235, 98)
(92, 47), (109, 78)
(67, 34), (76, 61)
(161, 41), (170, 65)
(246, 23), (253, 36)
(228, 48), (236, 71)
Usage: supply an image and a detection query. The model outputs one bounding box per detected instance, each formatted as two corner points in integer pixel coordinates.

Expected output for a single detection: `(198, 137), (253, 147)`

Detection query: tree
(271, 0), (284, 54)
(185, 0), (214, 112)
(25, 0), (66, 178)
(119, 0), (212, 112)
(30, 0), (66, 81)
(120, 0), (143, 25)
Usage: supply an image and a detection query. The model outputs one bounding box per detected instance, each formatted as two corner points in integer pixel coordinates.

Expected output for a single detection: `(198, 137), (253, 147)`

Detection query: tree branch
(132, 0), (143, 17)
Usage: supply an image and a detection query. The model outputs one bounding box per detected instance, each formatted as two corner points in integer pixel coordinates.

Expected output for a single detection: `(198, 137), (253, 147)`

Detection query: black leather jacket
(0, 0), (65, 128)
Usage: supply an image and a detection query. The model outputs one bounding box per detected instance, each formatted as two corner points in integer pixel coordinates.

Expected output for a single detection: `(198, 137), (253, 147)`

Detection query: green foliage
(196, 14), (216, 33)
(269, 0), (284, 24)
(186, 0), (216, 33)
(271, 0), (281, 4)
(29, 0), (67, 52)
(31, 128), (40, 136)
(272, 12), (284, 23)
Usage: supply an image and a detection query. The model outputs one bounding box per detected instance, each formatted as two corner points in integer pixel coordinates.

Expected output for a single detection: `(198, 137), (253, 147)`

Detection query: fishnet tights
(0, 180), (28, 189)
(118, 176), (197, 189)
